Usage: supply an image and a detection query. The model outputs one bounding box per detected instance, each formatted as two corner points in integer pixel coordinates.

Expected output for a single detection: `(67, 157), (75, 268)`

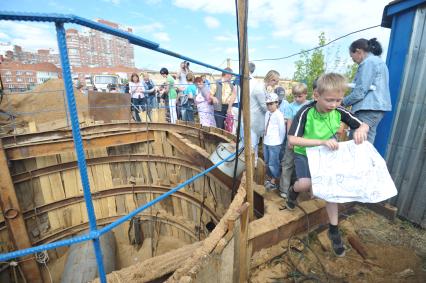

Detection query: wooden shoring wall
(0, 123), (234, 254)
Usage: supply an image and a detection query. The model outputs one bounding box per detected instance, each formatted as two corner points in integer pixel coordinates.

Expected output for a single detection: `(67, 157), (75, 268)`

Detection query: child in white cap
(263, 92), (286, 190)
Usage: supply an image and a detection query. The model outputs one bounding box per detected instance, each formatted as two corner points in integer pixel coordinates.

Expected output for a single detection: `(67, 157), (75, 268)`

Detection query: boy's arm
(336, 106), (369, 144)
(288, 104), (339, 150)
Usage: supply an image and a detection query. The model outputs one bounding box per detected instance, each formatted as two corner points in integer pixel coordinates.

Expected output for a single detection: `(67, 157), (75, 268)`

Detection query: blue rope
(0, 148), (240, 262)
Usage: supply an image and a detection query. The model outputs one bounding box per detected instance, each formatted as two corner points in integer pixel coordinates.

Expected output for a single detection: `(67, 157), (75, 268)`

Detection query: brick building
(0, 45), (60, 67)
(0, 18), (134, 70)
(0, 62), (61, 92)
(66, 19), (135, 68)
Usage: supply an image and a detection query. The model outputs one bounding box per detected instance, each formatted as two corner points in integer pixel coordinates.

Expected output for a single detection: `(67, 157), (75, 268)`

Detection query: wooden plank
(153, 132), (164, 155)
(364, 203), (397, 221)
(107, 196), (117, 217)
(6, 131), (155, 160)
(36, 156), (62, 230)
(167, 131), (234, 190)
(148, 162), (159, 185)
(0, 140), (43, 283)
(116, 195), (127, 215)
(171, 195), (182, 217)
(142, 162), (151, 184)
(60, 152), (79, 198)
(161, 132), (174, 157)
(126, 194), (137, 212)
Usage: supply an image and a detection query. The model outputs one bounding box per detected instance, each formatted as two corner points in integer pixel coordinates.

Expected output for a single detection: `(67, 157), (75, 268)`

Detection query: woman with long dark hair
(343, 38), (391, 143)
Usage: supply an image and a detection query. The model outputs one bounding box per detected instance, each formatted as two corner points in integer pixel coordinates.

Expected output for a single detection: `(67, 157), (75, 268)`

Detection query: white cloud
(102, 0), (121, 5)
(133, 22), (170, 44)
(173, 0), (391, 77)
(0, 32), (10, 40)
(173, 0), (390, 47)
(0, 22), (57, 52)
(146, 0), (162, 5)
(214, 34), (236, 42)
(134, 22), (164, 33)
(173, 0), (234, 14)
(153, 32), (170, 42)
(204, 16), (221, 29)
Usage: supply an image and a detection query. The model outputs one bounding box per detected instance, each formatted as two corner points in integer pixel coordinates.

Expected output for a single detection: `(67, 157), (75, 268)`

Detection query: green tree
(293, 32), (326, 99)
(344, 63), (358, 82)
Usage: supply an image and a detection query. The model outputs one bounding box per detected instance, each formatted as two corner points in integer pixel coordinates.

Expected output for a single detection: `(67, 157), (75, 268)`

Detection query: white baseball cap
(265, 92), (279, 104)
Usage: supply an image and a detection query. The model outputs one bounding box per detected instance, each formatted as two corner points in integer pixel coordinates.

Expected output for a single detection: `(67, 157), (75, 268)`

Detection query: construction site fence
(0, 10), (245, 283)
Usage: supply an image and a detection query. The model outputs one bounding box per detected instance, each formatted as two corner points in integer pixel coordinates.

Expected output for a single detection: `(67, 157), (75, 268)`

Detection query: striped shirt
(288, 101), (362, 155)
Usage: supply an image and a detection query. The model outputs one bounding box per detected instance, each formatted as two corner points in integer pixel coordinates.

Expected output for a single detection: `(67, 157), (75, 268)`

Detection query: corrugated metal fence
(386, 6), (426, 228)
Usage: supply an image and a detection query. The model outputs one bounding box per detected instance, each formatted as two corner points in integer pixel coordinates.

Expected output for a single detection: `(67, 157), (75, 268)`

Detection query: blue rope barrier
(0, 148), (240, 262)
(98, 147), (241, 235)
(0, 11), (245, 282)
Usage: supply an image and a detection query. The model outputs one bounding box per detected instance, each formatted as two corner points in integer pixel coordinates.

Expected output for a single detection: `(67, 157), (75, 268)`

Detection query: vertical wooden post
(231, 202), (250, 283)
(227, 58), (231, 68)
(236, 0), (254, 221)
(0, 140), (43, 283)
(238, 203), (250, 282)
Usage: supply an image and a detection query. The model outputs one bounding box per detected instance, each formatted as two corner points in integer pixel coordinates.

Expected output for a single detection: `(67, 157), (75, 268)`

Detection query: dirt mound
(0, 79), (88, 131)
(250, 206), (426, 283)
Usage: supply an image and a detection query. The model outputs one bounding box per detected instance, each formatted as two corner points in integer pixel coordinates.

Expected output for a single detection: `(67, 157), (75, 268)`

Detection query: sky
(0, 0), (392, 79)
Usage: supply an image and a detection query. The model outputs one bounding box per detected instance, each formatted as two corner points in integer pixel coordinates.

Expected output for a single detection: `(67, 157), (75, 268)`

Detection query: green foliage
(293, 32), (326, 99)
(293, 32), (360, 99)
(345, 63), (358, 82)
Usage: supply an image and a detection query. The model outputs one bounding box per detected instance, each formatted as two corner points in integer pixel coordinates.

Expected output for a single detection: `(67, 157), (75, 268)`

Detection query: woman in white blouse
(129, 73), (145, 122)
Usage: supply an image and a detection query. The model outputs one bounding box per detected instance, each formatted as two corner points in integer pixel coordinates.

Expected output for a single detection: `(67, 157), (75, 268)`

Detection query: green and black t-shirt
(288, 101), (363, 156)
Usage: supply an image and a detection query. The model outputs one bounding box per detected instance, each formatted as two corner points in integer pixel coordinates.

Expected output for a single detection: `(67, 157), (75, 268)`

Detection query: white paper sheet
(306, 140), (397, 203)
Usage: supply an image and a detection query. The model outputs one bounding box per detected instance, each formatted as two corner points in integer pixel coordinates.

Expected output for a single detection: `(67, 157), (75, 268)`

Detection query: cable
(35, 251), (53, 283)
(231, 0), (248, 199)
(236, 25), (381, 62)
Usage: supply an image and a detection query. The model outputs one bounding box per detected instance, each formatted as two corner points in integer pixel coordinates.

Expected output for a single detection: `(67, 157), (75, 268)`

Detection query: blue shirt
(343, 53), (391, 112)
(279, 100), (289, 117)
(183, 84), (197, 96)
(281, 100), (311, 120)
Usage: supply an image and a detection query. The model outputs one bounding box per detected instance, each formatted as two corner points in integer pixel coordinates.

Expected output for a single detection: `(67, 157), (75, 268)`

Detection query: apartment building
(0, 62), (61, 92)
(66, 19), (135, 68)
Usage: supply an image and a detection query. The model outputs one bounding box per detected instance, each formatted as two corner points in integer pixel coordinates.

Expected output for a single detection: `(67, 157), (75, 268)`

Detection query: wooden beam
(5, 131), (155, 160)
(166, 131), (236, 189)
(15, 185), (220, 226)
(0, 140), (43, 283)
(92, 242), (203, 283)
(12, 155), (216, 184)
(1, 122), (233, 148)
(248, 199), (329, 254)
(236, 0), (254, 221)
(364, 202), (397, 221)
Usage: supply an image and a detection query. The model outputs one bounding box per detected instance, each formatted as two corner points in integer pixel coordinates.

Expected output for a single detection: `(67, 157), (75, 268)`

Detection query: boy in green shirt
(286, 73), (369, 257)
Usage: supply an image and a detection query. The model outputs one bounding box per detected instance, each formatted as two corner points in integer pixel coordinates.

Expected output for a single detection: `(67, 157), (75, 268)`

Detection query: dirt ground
(0, 79), (88, 133)
(41, 234), (188, 282)
(250, 206), (426, 283)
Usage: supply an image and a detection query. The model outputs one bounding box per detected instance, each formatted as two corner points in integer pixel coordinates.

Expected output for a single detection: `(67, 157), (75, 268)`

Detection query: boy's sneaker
(328, 230), (346, 257)
(280, 191), (287, 198)
(286, 186), (298, 210)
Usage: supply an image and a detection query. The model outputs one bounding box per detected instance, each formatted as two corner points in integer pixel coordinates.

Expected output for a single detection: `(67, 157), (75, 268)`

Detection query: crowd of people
(124, 38), (391, 257)
(264, 37), (390, 258)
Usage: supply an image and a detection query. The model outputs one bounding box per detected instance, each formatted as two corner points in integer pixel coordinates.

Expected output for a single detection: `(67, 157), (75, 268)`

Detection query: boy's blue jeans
(264, 144), (282, 179)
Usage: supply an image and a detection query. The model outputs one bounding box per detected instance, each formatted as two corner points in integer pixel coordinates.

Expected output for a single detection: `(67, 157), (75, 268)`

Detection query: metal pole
(55, 22), (107, 283)
(237, 0), (254, 221)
